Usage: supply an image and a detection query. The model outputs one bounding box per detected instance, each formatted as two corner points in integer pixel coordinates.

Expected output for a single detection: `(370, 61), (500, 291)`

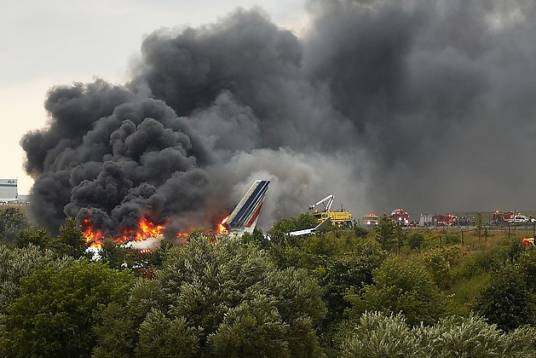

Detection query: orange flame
(82, 216), (165, 249)
(115, 217), (165, 245)
(82, 213), (231, 250)
(216, 216), (229, 235)
(82, 218), (104, 249)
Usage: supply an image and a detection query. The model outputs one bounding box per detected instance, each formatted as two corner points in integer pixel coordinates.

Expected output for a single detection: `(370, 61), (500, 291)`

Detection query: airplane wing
(288, 218), (332, 237)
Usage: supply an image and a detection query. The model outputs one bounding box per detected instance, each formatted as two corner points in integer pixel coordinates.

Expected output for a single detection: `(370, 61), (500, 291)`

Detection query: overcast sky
(1, 0), (306, 194)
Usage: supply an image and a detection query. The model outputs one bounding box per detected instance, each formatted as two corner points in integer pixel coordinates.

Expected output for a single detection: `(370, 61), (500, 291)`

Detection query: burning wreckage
(82, 180), (270, 250)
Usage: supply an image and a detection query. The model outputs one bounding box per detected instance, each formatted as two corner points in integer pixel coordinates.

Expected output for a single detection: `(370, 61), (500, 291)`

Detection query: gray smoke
(22, 0), (536, 236)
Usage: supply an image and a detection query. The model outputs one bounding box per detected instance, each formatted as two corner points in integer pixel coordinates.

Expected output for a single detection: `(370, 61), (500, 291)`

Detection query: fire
(82, 213), (231, 250)
(82, 216), (165, 249)
(216, 216), (229, 235)
(81, 218), (104, 249)
(115, 217), (165, 245)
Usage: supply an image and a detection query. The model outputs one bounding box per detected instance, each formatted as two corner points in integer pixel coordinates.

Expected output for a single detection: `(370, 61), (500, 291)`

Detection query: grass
(386, 227), (529, 316)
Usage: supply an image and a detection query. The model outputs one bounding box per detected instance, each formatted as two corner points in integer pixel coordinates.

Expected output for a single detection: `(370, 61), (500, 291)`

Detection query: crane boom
(309, 194), (334, 213)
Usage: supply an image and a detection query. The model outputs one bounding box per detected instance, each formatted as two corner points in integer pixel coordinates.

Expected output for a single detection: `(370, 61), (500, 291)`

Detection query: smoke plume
(22, 0), (536, 236)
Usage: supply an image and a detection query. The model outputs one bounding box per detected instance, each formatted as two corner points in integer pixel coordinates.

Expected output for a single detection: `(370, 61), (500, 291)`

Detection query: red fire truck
(391, 209), (410, 226)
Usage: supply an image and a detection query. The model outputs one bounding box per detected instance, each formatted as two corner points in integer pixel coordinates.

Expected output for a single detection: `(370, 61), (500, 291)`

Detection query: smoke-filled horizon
(22, 0), (536, 235)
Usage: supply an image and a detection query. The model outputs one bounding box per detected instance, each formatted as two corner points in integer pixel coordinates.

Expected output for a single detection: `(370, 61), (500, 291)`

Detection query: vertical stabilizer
(226, 180), (270, 235)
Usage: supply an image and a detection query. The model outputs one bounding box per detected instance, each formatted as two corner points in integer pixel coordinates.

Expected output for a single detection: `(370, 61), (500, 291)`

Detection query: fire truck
(362, 212), (379, 226)
(391, 209), (410, 226)
(491, 210), (514, 225)
(433, 214), (458, 226)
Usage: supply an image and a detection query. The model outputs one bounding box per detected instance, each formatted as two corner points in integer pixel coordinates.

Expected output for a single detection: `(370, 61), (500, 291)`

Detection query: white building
(0, 179), (18, 202)
(419, 213), (433, 227)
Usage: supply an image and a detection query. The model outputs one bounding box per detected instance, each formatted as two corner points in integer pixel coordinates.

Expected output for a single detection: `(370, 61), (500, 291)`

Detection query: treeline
(1, 208), (536, 357)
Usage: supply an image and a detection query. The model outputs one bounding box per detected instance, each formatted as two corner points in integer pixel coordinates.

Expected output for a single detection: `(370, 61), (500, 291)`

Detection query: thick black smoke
(22, 0), (536, 236)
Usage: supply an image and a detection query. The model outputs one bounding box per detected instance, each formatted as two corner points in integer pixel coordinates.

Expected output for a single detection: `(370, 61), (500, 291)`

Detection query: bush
(0, 207), (27, 243)
(1, 260), (134, 357)
(95, 236), (326, 357)
(346, 257), (447, 326)
(374, 215), (397, 251)
(421, 246), (462, 288)
(408, 232), (424, 251)
(474, 264), (536, 331)
(0, 245), (72, 313)
(337, 312), (536, 358)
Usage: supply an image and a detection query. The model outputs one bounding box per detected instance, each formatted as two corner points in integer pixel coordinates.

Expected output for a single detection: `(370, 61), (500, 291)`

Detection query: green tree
(518, 249), (536, 292)
(0, 245), (71, 313)
(319, 239), (386, 325)
(475, 264), (536, 331)
(420, 315), (536, 357)
(136, 309), (199, 358)
(48, 218), (88, 258)
(269, 213), (318, 243)
(374, 215), (396, 251)
(337, 312), (420, 358)
(353, 225), (368, 238)
(421, 246), (461, 289)
(0, 207), (27, 243)
(408, 232), (424, 251)
(241, 228), (269, 248)
(97, 236), (326, 357)
(100, 239), (128, 269)
(93, 279), (166, 358)
(476, 213), (483, 239)
(337, 312), (536, 358)
(15, 226), (50, 249)
(208, 296), (290, 358)
(1, 260), (134, 357)
(347, 257), (447, 326)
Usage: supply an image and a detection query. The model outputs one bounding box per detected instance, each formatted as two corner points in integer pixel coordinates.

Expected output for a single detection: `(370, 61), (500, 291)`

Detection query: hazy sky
(1, 0), (306, 194)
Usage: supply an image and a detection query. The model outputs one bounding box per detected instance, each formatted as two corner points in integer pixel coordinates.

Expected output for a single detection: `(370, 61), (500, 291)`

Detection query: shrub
(337, 312), (536, 358)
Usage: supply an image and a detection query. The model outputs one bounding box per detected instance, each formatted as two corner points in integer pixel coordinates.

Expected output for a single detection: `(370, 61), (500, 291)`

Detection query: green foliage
(92, 302), (137, 358)
(476, 213), (483, 238)
(443, 231), (461, 245)
(374, 215), (397, 251)
(6, 214), (536, 356)
(0, 207), (27, 243)
(269, 213), (318, 242)
(96, 236), (326, 357)
(241, 228), (269, 248)
(337, 312), (536, 358)
(421, 246), (462, 289)
(347, 257), (447, 326)
(1, 260), (134, 357)
(136, 309), (199, 358)
(208, 296), (290, 358)
(15, 220), (89, 259)
(518, 249), (536, 292)
(15, 226), (50, 249)
(408, 232), (424, 251)
(48, 218), (88, 259)
(353, 225), (368, 238)
(475, 264), (536, 331)
(93, 279), (166, 358)
(319, 239), (386, 324)
(100, 239), (128, 269)
(338, 312), (420, 357)
(418, 315), (536, 357)
(0, 245), (72, 313)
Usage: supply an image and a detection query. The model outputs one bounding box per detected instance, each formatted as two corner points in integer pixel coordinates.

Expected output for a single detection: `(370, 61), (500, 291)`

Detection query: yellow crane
(309, 195), (353, 229)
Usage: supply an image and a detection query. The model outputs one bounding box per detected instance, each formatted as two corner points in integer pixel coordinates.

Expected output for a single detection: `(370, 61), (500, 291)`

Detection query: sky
(1, 0), (307, 194)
